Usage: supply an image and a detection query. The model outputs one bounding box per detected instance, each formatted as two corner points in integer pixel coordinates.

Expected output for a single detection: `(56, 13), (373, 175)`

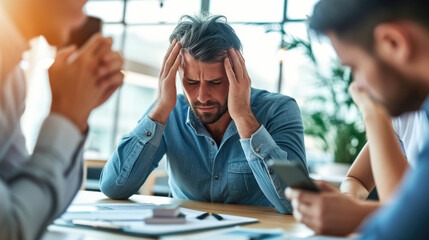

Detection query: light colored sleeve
(0, 113), (85, 240)
(239, 98), (306, 214)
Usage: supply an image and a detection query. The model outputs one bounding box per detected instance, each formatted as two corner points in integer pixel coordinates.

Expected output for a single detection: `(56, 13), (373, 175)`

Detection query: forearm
(341, 144), (374, 200)
(350, 200), (380, 231)
(240, 125), (305, 214)
(148, 102), (171, 125)
(363, 107), (408, 202)
(235, 111), (261, 139)
(100, 115), (166, 199)
(0, 114), (84, 240)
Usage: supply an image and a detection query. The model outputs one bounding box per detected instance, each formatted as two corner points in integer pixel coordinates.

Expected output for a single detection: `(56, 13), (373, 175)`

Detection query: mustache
(193, 101), (221, 107)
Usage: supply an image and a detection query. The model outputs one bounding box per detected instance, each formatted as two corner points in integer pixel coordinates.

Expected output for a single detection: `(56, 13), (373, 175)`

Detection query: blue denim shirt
(100, 88), (306, 214)
(359, 97), (429, 239)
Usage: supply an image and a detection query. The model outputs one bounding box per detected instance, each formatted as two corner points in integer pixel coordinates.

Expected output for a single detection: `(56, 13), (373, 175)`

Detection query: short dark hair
(169, 15), (242, 63)
(309, 0), (429, 51)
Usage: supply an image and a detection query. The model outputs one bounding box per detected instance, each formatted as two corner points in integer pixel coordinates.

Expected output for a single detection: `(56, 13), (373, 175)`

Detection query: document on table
(54, 203), (258, 237)
(162, 227), (285, 240)
(162, 226), (353, 240)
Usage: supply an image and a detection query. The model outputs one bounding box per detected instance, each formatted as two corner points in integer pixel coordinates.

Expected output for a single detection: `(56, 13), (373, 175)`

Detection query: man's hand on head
(224, 48), (260, 139)
(148, 38), (182, 125)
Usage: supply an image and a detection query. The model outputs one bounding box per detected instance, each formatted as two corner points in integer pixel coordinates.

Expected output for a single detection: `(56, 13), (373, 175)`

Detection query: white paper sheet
(55, 203), (258, 237)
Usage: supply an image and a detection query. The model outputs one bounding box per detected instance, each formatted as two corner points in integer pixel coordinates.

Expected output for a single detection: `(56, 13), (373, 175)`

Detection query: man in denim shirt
(100, 15), (306, 214)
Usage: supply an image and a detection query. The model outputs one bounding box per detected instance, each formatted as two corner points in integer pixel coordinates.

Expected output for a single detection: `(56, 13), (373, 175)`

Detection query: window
(25, 1), (354, 168)
(210, 0), (284, 23)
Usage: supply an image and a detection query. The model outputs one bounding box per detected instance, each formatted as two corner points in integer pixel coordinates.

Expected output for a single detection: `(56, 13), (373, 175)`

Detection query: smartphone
(267, 160), (320, 192)
(65, 16), (102, 48)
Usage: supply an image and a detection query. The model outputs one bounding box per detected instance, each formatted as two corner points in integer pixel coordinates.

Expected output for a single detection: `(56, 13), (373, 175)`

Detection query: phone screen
(267, 160), (320, 192)
(66, 16), (102, 48)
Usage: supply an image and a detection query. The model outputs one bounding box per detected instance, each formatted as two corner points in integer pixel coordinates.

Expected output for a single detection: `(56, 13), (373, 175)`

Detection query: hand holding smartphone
(267, 160), (320, 192)
(65, 16), (102, 48)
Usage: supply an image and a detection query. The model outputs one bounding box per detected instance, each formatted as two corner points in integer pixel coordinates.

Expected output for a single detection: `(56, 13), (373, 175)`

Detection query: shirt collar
(186, 107), (210, 137)
(0, 5), (30, 79)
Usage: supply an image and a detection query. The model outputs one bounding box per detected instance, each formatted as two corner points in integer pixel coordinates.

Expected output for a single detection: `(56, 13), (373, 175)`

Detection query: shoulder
(393, 110), (428, 136)
(176, 94), (188, 110)
(251, 88), (299, 112)
(250, 88), (301, 123)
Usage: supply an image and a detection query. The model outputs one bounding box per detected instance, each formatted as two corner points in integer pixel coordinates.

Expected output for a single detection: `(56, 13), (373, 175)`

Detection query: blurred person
(100, 15), (306, 214)
(0, 0), (124, 239)
(341, 108), (427, 202)
(286, 0), (429, 239)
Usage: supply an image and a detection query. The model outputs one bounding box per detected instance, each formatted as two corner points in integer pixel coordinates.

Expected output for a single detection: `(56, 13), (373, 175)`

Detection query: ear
(374, 23), (413, 66)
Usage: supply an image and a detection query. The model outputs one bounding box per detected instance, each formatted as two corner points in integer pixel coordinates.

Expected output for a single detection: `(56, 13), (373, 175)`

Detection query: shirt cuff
(132, 115), (165, 146)
(240, 125), (277, 161)
(35, 113), (84, 170)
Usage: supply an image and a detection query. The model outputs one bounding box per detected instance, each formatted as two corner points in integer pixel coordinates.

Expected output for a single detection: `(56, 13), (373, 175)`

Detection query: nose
(197, 82), (211, 103)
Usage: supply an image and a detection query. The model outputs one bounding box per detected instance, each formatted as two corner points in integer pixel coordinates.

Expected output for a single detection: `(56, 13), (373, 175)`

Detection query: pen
(211, 213), (224, 221)
(196, 212), (209, 220)
(195, 212), (224, 221)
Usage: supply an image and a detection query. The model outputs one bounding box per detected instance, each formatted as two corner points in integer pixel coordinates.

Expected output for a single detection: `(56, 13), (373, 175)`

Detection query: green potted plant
(283, 33), (366, 165)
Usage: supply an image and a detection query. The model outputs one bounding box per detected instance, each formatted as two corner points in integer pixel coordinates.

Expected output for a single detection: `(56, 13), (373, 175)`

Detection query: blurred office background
(20, 0), (365, 194)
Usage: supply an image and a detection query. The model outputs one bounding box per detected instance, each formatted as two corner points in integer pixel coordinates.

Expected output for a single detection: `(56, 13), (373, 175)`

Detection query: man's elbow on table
(99, 170), (133, 200)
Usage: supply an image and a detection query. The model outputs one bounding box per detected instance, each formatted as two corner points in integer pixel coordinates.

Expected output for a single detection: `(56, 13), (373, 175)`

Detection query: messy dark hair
(169, 15), (242, 62)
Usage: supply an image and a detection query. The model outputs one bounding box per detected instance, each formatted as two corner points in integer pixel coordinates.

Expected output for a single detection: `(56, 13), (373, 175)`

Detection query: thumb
(56, 45), (77, 63)
(315, 181), (338, 192)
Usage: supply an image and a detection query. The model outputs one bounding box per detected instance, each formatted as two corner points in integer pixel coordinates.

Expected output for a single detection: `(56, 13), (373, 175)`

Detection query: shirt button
(255, 146), (261, 153)
(269, 168), (274, 174)
(214, 175), (219, 180)
(145, 131), (152, 137)
(209, 140), (215, 145)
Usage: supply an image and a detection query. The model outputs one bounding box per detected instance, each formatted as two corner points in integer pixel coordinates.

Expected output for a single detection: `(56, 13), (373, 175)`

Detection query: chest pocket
(227, 161), (258, 198)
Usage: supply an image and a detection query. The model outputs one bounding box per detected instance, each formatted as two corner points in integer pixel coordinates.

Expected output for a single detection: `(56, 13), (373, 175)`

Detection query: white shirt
(392, 110), (428, 168)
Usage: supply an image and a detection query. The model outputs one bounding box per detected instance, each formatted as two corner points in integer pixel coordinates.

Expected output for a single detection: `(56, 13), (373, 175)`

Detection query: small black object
(196, 212), (224, 221)
(267, 160), (320, 192)
(196, 212), (209, 220)
(211, 213), (224, 221)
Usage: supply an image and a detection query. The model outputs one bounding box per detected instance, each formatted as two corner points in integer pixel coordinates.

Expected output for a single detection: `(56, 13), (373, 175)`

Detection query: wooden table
(47, 191), (313, 239)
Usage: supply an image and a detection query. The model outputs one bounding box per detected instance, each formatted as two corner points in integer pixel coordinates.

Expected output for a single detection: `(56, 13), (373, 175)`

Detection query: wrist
(362, 104), (389, 123)
(50, 107), (89, 133)
(148, 104), (171, 125)
(234, 112), (260, 139)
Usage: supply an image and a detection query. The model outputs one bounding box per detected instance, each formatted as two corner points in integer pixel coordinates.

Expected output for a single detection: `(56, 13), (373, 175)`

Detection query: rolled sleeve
(132, 115), (166, 146)
(240, 125), (280, 161)
(100, 115), (167, 199)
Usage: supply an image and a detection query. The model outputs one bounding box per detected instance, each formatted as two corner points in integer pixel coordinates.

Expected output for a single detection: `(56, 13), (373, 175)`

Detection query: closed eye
(186, 79), (199, 85)
(209, 80), (222, 85)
